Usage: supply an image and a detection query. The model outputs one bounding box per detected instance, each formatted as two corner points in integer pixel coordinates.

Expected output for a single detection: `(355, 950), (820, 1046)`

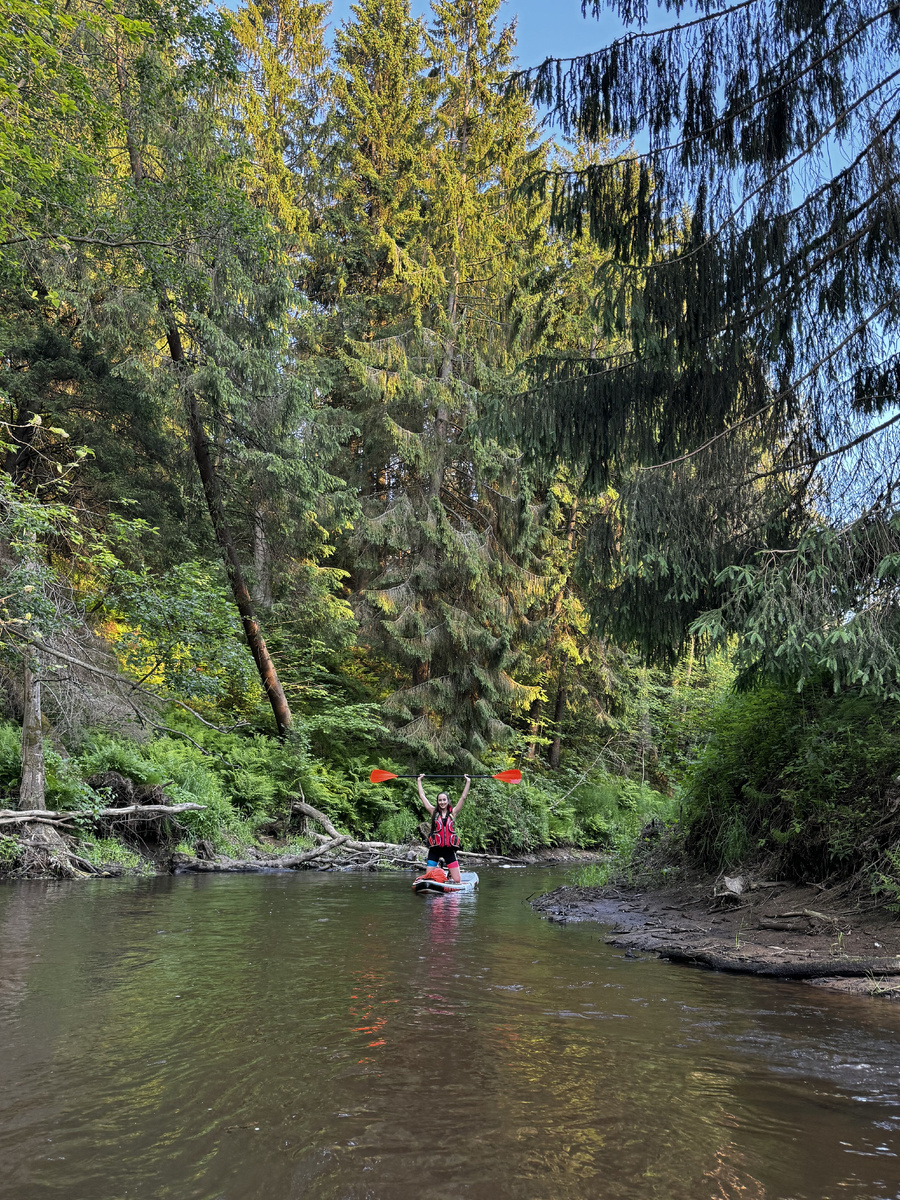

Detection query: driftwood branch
(274, 835), (349, 866)
(293, 797), (522, 863)
(172, 835), (350, 873)
(312, 831), (408, 853)
(662, 947), (900, 980)
(0, 803), (206, 826)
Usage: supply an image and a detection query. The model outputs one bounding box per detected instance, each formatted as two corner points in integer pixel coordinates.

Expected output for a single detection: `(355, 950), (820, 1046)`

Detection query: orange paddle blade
(370, 769), (398, 783)
(493, 769), (522, 784)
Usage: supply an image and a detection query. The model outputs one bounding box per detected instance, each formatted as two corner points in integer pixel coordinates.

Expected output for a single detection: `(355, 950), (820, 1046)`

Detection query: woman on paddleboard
(416, 774), (470, 882)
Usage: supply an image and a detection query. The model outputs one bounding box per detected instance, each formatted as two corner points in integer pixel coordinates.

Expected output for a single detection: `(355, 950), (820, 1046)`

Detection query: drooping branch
(2, 633), (247, 733)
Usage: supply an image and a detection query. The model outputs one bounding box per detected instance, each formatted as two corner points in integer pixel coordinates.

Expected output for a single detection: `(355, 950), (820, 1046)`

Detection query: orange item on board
(416, 866), (449, 885)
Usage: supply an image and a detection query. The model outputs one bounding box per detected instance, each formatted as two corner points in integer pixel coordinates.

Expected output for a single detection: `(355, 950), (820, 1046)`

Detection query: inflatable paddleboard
(412, 870), (479, 895)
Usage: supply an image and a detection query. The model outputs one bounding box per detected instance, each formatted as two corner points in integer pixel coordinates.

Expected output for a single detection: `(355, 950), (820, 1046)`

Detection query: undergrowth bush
(75, 838), (147, 872)
(682, 682), (900, 880)
(0, 696), (677, 862)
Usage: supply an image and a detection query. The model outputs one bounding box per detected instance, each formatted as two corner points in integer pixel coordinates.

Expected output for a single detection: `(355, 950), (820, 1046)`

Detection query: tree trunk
(19, 650), (44, 810)
(413, 658), (430, 686)
(184, 388), (293, 736)
(526, 696), (542, 760)
(549, 674), (567, 770)
(17, 647), (72, 874)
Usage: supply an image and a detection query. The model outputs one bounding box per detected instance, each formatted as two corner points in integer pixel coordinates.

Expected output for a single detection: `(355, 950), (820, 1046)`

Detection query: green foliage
(75, 731), (239, 842)
(872, 847), (900, 914)
(682, 682), (900, 880)
(0, 721), (21, 793)
(567, 776), (674, 853)
(511, 0), (900, 701)
(373, 808), (419, 845)
(100, 560), (260, 709)
(0, 0), (803, 874)
(571, 860), (618, 888)
(75, 838), (145, 872)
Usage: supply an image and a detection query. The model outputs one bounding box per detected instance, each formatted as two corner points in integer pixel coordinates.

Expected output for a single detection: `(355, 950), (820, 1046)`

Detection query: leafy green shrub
(75, 731), (239, 842)
(571, 861), (618, 888)
(872, 846), (900, 913)
(682, 682), (900, 879)
(75, 838), (145, 871)
(373, 808), (419, 844)
(0, 833), (19, 868)
(0, 721), (21, 795)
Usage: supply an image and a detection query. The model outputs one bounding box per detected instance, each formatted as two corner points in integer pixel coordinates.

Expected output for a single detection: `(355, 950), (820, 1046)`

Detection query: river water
(2, 868), (900, 1200)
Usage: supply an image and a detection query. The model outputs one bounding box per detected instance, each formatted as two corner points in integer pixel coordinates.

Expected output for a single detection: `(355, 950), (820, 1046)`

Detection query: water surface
(2, 867), (900, 1199)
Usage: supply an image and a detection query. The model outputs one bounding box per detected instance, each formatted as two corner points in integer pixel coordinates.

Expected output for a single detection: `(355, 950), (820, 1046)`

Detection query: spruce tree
(313, 0), (546, 766)
(511, 0), (900, 692)
(226, 0), (330, 240)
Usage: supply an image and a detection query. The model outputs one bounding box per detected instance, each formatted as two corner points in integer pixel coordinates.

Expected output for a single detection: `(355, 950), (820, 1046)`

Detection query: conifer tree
(512, 0), (900, 691)
(226, 0), (330, 240)
(315, 0), (547, 766)
(20, 0), (319, 734)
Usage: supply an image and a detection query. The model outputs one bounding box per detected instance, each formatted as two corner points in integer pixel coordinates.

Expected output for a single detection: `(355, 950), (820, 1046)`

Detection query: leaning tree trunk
(183, 387), (293, 737)
(155, 298), (293, 737)
(17, 645), (71, 874)
(113, 50), (292, 738)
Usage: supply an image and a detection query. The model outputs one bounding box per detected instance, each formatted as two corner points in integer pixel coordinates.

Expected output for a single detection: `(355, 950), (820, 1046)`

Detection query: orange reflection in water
(348, 968), (400, 1059)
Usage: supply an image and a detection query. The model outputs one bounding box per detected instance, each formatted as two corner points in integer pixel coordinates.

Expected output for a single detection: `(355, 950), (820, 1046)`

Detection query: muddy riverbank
(533, 870), (900, 1000)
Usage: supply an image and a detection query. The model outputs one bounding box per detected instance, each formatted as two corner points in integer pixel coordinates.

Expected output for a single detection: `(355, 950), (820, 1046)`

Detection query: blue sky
(324, 1), (626, 68)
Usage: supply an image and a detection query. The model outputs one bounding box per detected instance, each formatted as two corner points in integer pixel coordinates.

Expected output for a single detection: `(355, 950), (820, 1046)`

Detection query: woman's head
(437, 792), (450, 806)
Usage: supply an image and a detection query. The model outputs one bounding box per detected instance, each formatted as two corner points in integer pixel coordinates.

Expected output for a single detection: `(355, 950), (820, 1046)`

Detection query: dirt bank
(533, 870), (900, 1000)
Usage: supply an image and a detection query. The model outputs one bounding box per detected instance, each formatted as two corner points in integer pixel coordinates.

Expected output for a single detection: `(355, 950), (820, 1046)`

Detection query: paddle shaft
(392, 773), (493, 779)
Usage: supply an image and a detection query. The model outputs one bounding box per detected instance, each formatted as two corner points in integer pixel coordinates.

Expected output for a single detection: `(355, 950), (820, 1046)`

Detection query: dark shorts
(426, 848), (459, 871)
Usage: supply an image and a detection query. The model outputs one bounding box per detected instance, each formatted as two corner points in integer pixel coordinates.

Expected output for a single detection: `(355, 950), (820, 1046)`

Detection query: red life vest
(428, 808), (460, 849)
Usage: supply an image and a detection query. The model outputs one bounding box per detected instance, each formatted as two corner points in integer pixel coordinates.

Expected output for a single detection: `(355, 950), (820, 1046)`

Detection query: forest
(2, 0), (899, 898)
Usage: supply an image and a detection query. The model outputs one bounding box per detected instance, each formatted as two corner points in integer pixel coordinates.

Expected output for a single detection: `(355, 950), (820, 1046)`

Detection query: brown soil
(532, 868), (900, 1000)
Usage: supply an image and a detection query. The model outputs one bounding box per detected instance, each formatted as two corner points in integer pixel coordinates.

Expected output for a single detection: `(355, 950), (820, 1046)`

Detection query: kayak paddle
(370, 768), (522, 784)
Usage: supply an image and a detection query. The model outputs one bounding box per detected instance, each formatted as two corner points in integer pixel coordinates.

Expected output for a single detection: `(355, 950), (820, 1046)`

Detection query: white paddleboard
(412, 870), (479, 895)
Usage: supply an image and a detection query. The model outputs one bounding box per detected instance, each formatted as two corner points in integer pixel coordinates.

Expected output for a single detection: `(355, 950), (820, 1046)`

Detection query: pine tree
(511, 0), (900, 691)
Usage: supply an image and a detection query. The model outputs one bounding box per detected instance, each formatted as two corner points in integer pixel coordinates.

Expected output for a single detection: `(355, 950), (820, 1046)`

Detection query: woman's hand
(417, 773), (425, 781)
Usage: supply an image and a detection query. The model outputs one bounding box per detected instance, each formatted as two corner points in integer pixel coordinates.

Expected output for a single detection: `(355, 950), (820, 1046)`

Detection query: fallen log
(292, 797), (524, 865)
(0, 803), (206, 825)
(662, 947), (900, 980)
(271, 835), (349, 867)
(312, 831), (408, 853)
(172, 835), (350, 873)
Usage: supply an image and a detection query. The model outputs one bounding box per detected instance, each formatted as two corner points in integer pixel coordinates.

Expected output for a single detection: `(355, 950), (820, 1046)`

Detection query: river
(1, 867), (899, 1199)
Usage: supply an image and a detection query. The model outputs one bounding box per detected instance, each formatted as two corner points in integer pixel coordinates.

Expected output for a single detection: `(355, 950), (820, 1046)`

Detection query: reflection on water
(1, 869), (900, 1200)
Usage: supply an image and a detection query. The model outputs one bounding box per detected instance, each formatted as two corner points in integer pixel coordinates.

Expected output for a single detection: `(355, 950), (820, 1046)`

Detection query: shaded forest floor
(533, 869), (900, 1001)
